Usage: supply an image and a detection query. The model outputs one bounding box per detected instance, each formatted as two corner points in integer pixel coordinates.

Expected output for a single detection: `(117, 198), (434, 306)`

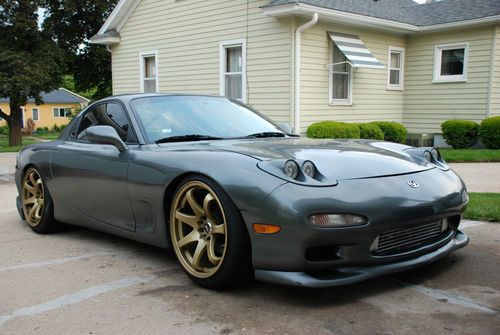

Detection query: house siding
(0, 103), (77, 129)
(489, 25), (500, 117)
(403, 27), (494, 133)
(299, 22), (406, 134)
(112, 0), (293, 123)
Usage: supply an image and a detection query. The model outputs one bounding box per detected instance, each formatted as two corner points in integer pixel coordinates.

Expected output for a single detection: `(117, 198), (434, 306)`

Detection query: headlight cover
(302, 161), (316, 178)
(284, 160), (299, 179)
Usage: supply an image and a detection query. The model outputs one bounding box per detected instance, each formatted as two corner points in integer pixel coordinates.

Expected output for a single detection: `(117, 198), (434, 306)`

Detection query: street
(0, 181), (499, 334)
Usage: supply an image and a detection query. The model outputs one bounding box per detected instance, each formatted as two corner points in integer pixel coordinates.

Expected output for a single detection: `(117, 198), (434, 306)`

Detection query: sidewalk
(449, 163), (500, 193)
(0, 153), (498, 193)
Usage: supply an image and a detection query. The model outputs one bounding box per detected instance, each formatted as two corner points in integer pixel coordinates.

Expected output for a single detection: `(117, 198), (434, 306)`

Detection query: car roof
(94, 93), (227, 105)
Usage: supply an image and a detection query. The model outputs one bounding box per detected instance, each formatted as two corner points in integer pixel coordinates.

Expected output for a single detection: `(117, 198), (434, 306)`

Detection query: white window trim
(139, 50), (159, 93)
(53, 107), (71, 118)
(329, 43), (353, 106)
(219, 39), (247, 103)
(32, 107), (40, 121)
(433, 42), (469, 83)
(387, 46), (405, 91)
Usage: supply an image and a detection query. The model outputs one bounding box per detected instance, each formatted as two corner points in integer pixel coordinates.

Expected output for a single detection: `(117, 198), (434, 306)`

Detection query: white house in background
(91, 0), (500, 146)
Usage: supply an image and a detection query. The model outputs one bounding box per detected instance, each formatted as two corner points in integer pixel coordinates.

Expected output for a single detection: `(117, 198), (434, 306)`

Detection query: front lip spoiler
(255, 230), (469, 288)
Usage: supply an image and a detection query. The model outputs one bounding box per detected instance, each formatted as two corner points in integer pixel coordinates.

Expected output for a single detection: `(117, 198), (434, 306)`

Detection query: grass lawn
(0, 133), (60, 153)
(465, 193), (500, 222)
(440, 149), (500, 163)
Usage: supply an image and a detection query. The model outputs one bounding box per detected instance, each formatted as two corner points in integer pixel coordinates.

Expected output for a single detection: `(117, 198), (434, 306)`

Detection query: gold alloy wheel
(22, 168), (45, 227)
(170, 181), (228, 278)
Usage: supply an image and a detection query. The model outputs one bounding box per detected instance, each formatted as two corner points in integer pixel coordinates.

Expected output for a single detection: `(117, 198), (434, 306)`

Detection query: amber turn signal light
(252, 224), (281, 234)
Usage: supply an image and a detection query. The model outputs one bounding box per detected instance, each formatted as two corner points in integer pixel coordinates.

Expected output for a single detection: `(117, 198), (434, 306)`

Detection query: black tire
(21, 167), (63, 234)
(169, 175), (253, 289)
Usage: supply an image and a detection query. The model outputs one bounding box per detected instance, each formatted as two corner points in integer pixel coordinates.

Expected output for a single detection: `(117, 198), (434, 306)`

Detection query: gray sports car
(15, 94), (469, 289)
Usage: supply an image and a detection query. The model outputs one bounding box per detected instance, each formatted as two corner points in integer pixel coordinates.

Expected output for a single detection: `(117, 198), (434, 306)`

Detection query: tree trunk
(8, 103), (23, 147)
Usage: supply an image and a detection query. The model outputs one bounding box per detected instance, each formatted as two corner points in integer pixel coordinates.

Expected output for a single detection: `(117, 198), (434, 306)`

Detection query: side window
(105, 103), (137, 143)
(75, 102), (137, 143)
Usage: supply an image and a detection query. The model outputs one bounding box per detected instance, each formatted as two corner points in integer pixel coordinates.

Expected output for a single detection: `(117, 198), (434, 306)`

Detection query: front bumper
(255, 230), (468, 287)
(243, 168), (468, 276)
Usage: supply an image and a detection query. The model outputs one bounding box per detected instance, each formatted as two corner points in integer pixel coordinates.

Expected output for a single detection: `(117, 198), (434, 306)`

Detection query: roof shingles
(265, 0), (500, 26)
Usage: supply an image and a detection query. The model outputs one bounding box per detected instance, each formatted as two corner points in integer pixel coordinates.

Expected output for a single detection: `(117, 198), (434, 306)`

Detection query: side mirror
(80, 125), (128, 152)
(278, 122), (293, 135)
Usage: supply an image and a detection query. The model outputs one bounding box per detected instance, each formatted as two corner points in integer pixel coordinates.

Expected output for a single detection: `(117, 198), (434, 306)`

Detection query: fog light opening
(441, 218), (449, 233)
(253, 223), (281, 234)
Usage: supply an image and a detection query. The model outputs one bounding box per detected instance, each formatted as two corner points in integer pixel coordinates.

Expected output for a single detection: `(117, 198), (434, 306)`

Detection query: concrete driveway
(0, 152), (499, 334)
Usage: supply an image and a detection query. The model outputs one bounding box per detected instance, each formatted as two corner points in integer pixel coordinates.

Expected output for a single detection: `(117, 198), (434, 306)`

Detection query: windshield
(130, 96), (285, 143)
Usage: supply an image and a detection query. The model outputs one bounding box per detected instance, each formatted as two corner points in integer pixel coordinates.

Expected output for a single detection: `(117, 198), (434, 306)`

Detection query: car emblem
(408, 180), (419, 188)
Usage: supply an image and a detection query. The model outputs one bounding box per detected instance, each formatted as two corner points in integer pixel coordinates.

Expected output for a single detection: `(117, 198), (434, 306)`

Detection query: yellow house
(0, 88), (90, 130)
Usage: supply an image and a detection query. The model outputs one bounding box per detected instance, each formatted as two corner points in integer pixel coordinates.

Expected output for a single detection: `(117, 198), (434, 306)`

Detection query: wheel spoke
(207, 238), (221, 265)
(28, 203), (38, 220)
(212, 224), (226, 235)
(186, 189), (204, 217)
(175, 209), (199, 229)
(177, 230), (200, 249)
(35, 203), (43, 220)
(29, 172), (37, 187)
(203, 193), (215, 221)
(24, 183), (37, 195)
(191, 239), (207, 269)
(24, 196), (37, 205)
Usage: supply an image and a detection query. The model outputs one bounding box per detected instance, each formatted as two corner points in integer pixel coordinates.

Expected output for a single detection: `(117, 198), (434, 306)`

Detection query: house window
(53, 107), (71, 118)
(220, 39), (246, 102)
(32, 108), (39, 121)
(140, 51), (158, 93)
(433, 43), (468, 83)
(329, 43), (352, 105)
(388, 47), (404, 90)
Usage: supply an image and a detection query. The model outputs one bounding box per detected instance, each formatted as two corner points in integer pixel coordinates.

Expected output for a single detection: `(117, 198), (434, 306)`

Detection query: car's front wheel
(21, 167), (62, 234)
(169, 176), (252, 289)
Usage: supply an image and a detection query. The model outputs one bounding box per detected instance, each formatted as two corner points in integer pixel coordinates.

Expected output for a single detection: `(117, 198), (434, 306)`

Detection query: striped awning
(328, 32), (384, 69)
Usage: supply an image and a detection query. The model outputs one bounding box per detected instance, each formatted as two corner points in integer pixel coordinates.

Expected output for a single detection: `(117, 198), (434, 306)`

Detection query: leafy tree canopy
(0, 0), (64, 146)
(42, 0), (118, 100)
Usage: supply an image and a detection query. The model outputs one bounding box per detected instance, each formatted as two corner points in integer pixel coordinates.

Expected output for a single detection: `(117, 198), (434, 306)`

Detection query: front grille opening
(306, 246), (340, 262)
(371, 219), (453, 256)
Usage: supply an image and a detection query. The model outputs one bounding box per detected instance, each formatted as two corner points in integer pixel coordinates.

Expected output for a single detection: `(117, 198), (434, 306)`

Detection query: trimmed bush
(479, 116), (500, 149)
(51, 124), (61, 133)
(358, 123), (384, 140)
(370, 121), (407, 143)
(0, 126), (7, 135)
(441, 120), (479, 149)
(307, 121), (361, 139)
(36, 127), (48, 135)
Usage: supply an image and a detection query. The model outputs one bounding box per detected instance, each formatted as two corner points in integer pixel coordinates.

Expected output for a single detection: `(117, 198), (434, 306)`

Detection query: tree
(0, 0), (64, 146)
(42, 0), (118, 100)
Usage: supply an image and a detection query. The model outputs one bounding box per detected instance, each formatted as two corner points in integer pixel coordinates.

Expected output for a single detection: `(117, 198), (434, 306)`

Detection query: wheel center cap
(203, 221), (213, 234)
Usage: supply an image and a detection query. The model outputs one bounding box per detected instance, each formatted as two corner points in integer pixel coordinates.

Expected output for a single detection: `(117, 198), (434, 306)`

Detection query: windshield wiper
(244, 132), (287, 138)
(155, 134), (223, 144)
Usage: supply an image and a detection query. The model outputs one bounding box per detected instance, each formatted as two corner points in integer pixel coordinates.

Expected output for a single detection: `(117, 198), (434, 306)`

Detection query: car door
(50, 101), (138, 231)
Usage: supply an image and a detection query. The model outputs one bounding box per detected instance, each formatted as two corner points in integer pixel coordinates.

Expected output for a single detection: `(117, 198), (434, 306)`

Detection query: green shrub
(43, 127), (49, 132)
(0, 126), (7, 135)
(441, 120), (479, 149)
(479, 116), (500, 149)
(51, 124), (61, 133)
(358, 123), (384, 140)
(36, 127), (48, 135)
(307, 121), (361, 139)
(60, 124), (67, 131)
(370, 121), (407, 143)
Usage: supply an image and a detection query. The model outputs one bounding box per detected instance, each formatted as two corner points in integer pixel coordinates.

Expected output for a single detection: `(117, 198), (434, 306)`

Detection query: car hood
(204, 137), (434, 180)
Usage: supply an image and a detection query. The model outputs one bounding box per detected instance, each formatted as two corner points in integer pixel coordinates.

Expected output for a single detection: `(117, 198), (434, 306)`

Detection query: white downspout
(294, 13), (318, 135)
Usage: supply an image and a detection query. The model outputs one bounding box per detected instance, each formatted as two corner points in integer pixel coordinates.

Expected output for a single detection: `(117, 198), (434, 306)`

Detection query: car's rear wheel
(21, 167), (61, 234)
(169, 176), (252, 289)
